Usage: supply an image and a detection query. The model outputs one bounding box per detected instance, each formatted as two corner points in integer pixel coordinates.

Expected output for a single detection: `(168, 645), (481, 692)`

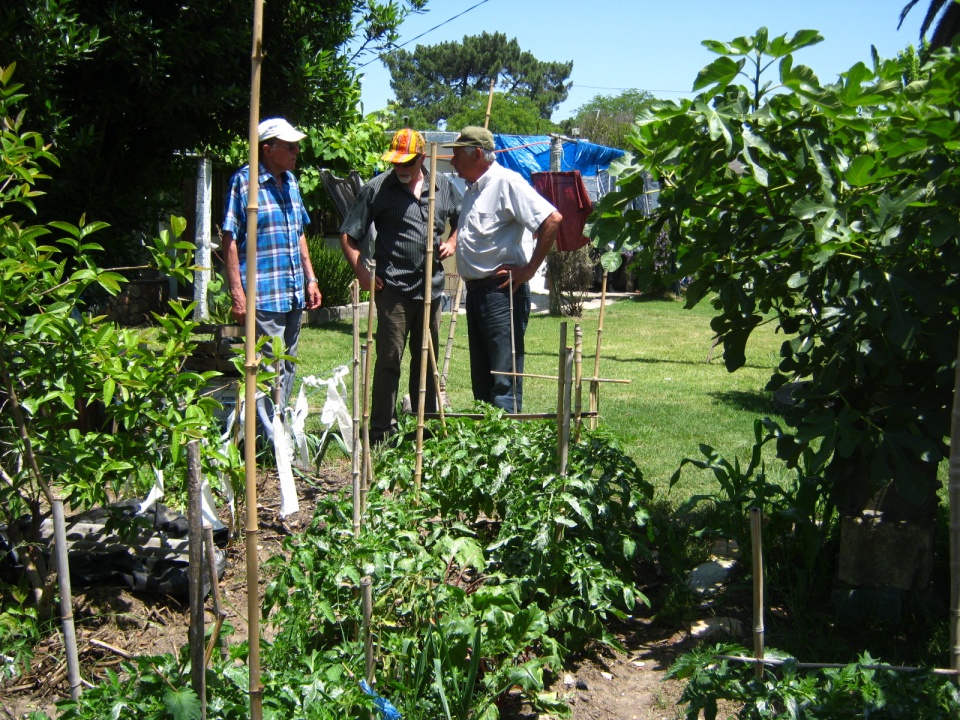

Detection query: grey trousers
(371, 285), (441, 444)
(255, 307), (303, 442)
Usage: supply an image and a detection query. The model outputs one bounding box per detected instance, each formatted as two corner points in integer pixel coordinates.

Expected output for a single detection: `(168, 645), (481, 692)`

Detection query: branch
(0, 350), (55, 505)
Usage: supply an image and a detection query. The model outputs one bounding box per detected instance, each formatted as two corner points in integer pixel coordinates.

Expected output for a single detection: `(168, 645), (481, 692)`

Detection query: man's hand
(495, 264), (535, 293)
(439, 238), (456, 260)
(356, 262), (383, 293)
(231, 288), (247, 324)
(307, 282), (322, 310)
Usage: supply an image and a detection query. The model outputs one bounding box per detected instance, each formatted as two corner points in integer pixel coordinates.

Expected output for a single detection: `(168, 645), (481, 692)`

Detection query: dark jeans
(465, 282), (529, 412)
(255, 307), (303, 442)
(371, 284), (441, 443)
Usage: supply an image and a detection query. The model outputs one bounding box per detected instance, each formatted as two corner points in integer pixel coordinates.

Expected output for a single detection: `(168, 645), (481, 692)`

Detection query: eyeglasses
(270, 141), (300, 153)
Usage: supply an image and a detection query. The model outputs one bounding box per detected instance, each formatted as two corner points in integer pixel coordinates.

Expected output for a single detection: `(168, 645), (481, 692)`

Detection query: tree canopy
(383, 32), (572, 127)
(443, 92), (562, 135)
(589, 28), (960, 513)
(0, 0), (425, 259)
(561, 89), (658, 149)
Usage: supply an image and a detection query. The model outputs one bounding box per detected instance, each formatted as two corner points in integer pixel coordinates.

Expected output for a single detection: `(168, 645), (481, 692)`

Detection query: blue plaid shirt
(222, 163), (311, 313)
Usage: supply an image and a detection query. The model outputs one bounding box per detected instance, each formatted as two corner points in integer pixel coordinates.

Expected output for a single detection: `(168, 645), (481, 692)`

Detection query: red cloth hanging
(531, 170), (592, 252)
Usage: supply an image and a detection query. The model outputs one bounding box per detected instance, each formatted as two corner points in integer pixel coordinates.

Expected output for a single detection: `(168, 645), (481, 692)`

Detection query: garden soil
(1, 462), (698, 720)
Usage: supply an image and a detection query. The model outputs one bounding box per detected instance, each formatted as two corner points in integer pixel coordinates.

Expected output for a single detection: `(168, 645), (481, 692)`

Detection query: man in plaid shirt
(222, 117), (322, 442)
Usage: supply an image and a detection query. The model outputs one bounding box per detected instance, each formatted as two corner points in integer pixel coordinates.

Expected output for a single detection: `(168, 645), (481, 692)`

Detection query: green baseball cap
(442, 126), (494, 151)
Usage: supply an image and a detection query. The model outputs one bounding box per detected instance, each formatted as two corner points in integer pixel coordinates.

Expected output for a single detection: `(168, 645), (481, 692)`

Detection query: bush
(546, 245), (594, 316)
(306, 236), (356, 307)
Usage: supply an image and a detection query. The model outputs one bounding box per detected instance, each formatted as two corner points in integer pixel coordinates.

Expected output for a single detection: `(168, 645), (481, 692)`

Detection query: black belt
(464, 276), (504, 291)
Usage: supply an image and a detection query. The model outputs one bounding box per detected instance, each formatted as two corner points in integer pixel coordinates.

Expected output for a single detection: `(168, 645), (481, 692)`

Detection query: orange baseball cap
(382, 128), (425, 163)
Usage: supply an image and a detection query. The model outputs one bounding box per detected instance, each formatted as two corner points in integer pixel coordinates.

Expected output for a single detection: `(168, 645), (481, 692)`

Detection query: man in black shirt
(340, 129), (461, 444)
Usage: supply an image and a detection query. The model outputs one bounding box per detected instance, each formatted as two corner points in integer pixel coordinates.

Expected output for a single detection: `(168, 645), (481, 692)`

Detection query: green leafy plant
(588, 28), (960, 594)
(0, 64), (238, 645)
(305, 236), (358, 308)
(668, 643), (960, 719)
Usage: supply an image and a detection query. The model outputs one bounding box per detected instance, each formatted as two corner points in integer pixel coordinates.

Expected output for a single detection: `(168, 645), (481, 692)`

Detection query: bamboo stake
(186, 441), (205, 716)
(714, 654), (960, 675)
(509, 270), (518, 413)
(440, 277), (464, 392)
(243, 1), (265, 715)
(361, 576), (374, 684)
(948, 332), (960, 672)
(750, 506), (765, 680)
(574, 324), (583, 442)
(52, 500), (81, 701)
(361, 262), (377, 494)
(559, 347), (574, 478)
(420, 411), (599, 420)
(492, 370), (630, 384)
(556, 322), (567, 462)
(352, 280), (362, 539)
(203, 527), (227, 668)
(415, 143), (439, 492)
(426, 331), (447, 434)
(483, 77), (495, 129)
(590, 270), (608, 429)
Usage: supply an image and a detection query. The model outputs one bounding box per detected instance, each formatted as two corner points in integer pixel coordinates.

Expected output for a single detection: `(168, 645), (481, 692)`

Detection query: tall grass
(293, 294), (786, 498)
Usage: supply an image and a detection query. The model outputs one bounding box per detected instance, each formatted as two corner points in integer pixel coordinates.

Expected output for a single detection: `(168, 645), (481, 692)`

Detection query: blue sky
(356, 0), (929, 121)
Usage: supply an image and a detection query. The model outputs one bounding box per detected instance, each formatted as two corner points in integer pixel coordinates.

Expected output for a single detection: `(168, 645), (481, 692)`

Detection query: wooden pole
(243, 2), (265, 715)
(508, 270), (518, 413)
(750, 506), (765, 680)
(415, 143), (439, 492)
(440, 277), (464, 392)
(203, 527), (227, 667)
(361, 576), (374, 684)
(352, 280), (362, 538)
(52, 500), (81, 701)
(426, 332), (447, 434)
(948, 332), (960, 672)
(186, 441), (206, 717)
(574, 324), (583, 441)
(556, 322), (567, 462)
(361, 263), (377, 494)
(483, 77), (495, 129)
(560, 347), (574, 478)
(590, 270), (608, 429)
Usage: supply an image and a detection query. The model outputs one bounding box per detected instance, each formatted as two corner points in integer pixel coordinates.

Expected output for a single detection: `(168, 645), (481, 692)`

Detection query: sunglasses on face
(270, 141), (299, 153)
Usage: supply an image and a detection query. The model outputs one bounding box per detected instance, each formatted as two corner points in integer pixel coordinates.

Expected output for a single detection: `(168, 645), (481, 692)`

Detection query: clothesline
(432, 139), (551, 161)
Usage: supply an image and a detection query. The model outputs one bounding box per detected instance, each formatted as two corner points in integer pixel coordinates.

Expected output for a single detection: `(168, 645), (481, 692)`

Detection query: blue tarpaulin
(493, 134), (624, 182)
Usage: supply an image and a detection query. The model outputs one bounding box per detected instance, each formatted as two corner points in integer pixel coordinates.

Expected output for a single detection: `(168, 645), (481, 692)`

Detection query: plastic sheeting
(493, 135), (624, 182)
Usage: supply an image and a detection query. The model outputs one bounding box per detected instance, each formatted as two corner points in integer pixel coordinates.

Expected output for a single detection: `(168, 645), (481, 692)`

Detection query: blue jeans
(465, 282), (529, 412)
(255, 308), (303, 441)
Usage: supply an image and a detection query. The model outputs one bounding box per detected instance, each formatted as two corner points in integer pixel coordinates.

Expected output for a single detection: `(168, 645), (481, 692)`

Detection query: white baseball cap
(258, 118), (306, 143)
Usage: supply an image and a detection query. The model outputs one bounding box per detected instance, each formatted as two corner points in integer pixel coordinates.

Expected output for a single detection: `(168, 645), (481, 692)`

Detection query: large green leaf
(693, 56), (745, 92)
(162, 686), (201, 720)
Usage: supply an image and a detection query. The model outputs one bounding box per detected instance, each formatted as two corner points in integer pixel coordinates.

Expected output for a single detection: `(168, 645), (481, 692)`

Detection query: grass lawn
(293, 293), (787, 499)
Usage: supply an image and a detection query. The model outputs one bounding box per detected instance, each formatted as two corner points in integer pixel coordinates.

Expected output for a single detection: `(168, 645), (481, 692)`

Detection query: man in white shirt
(444, 126), (562, 412)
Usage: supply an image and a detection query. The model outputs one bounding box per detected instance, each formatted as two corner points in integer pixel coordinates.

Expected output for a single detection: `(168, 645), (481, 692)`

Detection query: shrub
(546, 245), (595, 317)
(306, 236), (356, 307)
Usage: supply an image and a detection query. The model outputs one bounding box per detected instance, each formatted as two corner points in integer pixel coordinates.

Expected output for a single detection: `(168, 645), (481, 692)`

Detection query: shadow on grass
(303, 321), (356, 337)
(707, 389), (777, 416)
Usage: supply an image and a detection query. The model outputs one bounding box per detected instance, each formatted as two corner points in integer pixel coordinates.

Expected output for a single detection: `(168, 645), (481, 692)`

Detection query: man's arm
(498, 210), (562, 291)
(340, 232), (382, 292)
(222, 231), (247, 323)
(299, 233), (322, 309)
